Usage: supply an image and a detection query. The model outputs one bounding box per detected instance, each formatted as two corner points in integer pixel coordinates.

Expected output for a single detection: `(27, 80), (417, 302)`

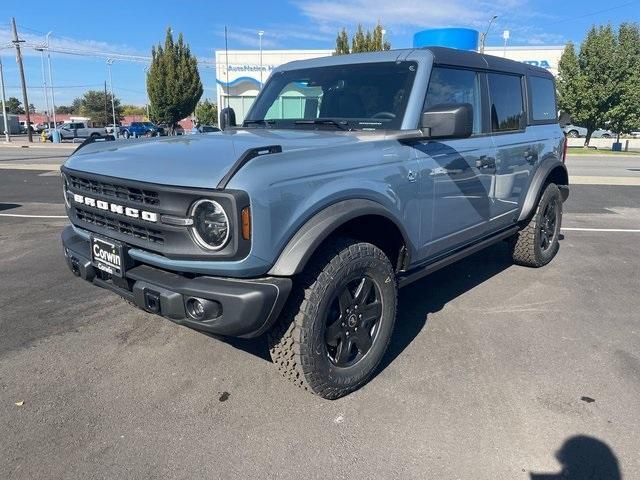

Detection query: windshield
(244, 61), (417, 131)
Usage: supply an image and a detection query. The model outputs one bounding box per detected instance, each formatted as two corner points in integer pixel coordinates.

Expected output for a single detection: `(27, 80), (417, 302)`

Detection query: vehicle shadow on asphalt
(376, 240), (514, 376)
(530, 435), (621, 479)
(0, 203), (21, 212)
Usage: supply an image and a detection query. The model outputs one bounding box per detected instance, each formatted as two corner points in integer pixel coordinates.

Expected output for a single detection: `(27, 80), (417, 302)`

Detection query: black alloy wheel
(325, 275), (383, 368)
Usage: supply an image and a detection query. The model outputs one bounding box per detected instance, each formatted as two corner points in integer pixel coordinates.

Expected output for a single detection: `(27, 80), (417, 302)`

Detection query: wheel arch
(518, 157), (569, 222)
(267, 199), (411, 277)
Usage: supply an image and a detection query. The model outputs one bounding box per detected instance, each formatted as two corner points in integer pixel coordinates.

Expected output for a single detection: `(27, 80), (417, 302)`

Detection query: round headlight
(190, 199), (230, 251)
(61, 172), (71, 208)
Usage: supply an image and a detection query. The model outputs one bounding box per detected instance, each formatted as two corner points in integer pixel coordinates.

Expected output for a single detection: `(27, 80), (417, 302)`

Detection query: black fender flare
(268, 199), (410, 277)
(518, 156), (569, 222)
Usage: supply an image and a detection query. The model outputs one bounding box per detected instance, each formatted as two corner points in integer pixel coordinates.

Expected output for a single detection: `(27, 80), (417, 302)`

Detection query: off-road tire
(268, 238), (397, 399)
(510, 182), (563, 267)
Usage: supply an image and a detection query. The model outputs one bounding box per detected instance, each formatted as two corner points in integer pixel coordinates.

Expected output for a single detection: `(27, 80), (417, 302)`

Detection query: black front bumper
(61, 226), (291, 338)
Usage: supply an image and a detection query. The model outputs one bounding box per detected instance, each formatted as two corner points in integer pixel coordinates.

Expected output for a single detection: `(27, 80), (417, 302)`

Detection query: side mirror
(420, 103), (473, 139)
(220, 107), (237, 130)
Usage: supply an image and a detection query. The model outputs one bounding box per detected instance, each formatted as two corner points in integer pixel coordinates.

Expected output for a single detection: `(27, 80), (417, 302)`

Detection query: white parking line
(562, 227), (640, 232)
(0, 213), (68, 219)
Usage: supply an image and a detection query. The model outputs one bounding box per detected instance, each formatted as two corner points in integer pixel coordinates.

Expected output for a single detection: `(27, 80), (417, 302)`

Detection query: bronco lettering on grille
(70, 193), (158, 223)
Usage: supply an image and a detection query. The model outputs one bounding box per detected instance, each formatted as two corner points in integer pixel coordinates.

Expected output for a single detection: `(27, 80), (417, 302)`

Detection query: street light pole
(107, 59), (118, 138)
(479, 15), (498, 54)
(0, 55), (10, 142)
(46, 32), (57, 129)
(258, 30), (264, 89)
(37, 48), (51, 126)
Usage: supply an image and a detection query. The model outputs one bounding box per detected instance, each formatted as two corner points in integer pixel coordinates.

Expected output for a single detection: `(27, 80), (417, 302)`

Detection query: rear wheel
(567, 130), (580, 138)
(510, 183), (563, 267)
(268, 238), (397, 399)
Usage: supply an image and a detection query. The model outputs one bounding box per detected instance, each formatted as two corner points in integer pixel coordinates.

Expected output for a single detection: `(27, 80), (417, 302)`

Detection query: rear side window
(529, 76), (557, 122)
(424, 67), (482, 134)
(488, 73), (524, 132)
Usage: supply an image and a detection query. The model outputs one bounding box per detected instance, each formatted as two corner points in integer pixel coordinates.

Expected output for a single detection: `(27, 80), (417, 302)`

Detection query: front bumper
(62, 226), (291, 338)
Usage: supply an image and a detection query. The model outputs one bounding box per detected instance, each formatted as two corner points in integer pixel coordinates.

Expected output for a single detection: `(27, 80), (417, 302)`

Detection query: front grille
(75, 207), (164, 245)
(68, 174), (159, 206)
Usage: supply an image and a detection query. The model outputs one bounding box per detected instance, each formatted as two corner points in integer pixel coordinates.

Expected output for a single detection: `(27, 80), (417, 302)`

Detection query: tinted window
(424, 67), (482, 134)
(246, 61), (417, 130)
(529, 76), (557, 122)
(488, 73), (524, 132)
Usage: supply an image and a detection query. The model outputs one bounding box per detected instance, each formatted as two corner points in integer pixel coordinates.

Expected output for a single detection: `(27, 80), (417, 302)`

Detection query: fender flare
(268, 199), (410, 277)
(518, 156), (569, 222)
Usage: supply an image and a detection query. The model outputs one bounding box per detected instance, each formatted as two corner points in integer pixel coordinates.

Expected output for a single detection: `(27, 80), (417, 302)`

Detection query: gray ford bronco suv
(61, 47), (568, 399)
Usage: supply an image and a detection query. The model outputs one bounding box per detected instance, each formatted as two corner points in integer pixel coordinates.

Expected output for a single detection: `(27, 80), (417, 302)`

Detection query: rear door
(414, 66), (496, 259)
(487, 73), (535, 230)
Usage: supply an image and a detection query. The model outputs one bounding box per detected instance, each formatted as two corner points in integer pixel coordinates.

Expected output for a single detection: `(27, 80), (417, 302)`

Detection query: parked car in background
(105, 124), (122, 135)
(19, 121), (35, 133)
(48, 121), (106, 141)
(563, 124), (614, 138)
(121, 122), (158, 138)
(193, 125), (220, 134)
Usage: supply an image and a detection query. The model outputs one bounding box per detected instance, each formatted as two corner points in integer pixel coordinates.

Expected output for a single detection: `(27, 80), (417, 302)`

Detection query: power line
(546, 0), (640, 26)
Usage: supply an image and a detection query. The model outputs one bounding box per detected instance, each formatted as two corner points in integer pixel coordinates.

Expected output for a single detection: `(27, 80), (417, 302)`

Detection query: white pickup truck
(49, 121), (106, 141)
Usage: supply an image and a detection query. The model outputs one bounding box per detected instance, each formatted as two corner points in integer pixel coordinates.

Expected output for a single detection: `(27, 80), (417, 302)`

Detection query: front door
(414, 66), (495, 259)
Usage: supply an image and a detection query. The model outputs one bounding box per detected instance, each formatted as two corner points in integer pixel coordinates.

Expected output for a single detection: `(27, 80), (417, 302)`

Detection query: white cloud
(0, 27), (146, 59)
(213, 24), (333, 49)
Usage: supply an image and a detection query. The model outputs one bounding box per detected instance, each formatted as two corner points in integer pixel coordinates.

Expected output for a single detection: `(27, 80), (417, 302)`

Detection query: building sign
(523, 60), (552, 69)
(226, 64), (276, 73)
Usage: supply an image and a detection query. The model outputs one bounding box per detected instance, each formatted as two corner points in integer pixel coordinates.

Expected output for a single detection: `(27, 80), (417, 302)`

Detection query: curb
(0, 142), (76, 149)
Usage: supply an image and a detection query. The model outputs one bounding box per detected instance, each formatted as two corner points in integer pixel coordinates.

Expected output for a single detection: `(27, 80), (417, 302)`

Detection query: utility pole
(258, 30), (264, 88)
(107, 59), (117, 137)
(46, 33), (57, 129)
(0, 56), (10, 142)
(11, 17), (33, 142)
(104, 81), (108, 126)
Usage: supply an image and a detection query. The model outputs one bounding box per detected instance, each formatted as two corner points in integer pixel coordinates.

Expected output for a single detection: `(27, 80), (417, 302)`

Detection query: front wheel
(268, 238), (397, 399)
(510, 183), (563, 267)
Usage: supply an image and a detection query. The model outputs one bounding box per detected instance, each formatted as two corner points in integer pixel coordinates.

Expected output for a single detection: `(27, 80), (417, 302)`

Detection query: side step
(398, 226), (519, 288)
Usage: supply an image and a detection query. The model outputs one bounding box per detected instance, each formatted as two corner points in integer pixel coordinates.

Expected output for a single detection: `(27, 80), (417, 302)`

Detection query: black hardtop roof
(423, 46), (554, 78)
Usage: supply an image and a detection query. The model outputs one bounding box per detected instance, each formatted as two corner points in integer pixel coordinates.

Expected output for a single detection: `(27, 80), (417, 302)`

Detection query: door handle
(476, 155), (496, 169)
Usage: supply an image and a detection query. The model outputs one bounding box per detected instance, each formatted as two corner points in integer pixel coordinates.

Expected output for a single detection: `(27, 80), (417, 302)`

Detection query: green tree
(122, 104), (147, 116)
(6, 97), (24, 114)
(72, 90), (123, 124)
(55, 105), (75, 114)
(147, 28), (203, 131)
(608, 23), (640, 140)
(558, 25), (618, 146)
(334, 22), (391, 55)
(333, 28), (350, 55)
(195, 99), (218, 125)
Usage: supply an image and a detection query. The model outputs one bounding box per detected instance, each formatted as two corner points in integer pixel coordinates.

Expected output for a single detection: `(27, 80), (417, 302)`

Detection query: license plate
(91, 235), (125, 277)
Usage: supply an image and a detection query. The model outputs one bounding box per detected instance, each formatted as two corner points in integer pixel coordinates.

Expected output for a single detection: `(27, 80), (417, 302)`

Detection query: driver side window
(424, 67), (482, 135)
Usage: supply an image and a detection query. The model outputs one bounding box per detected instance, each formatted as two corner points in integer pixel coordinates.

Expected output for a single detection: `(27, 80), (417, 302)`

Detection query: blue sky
(1, 0), (637, 109)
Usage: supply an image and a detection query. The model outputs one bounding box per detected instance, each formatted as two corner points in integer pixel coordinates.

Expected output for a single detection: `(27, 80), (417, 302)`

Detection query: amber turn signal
(241, 207), (251, 240)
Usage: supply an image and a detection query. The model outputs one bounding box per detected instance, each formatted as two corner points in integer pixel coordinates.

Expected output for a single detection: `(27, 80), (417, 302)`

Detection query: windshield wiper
(242, 119), (276, 128)
(294, 119), (350, 131)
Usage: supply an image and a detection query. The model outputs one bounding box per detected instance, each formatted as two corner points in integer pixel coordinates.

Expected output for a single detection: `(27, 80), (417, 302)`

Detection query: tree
(122, 104), (147, 116)
(147, 28), (203, 130)
(70, 90), (123, 124)
(56, 105), (75, 114)
(195, 99), (218, 125)
(6, 97), (24, 114)
(333, 28), (350, 55)
(558, 25), (618, 146)
(608, 23), (640, 140)
(28, 103), (36, 114)
(334, 22), (391, 55)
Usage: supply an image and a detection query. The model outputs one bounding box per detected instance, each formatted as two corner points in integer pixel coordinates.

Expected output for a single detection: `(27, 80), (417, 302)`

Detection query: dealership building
(215, 44), (564, 124)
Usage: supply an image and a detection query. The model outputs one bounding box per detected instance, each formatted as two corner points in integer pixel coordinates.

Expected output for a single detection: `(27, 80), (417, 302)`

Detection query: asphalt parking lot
(1, 146), (639, 479)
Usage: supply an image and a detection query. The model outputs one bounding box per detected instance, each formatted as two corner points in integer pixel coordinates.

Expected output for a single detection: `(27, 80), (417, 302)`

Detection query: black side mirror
(220, 107), (237, 130)
(420, 103), (473, 139)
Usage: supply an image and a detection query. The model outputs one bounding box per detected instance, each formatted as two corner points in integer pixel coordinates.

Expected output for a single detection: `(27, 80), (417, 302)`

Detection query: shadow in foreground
(530, 435), (621, 480)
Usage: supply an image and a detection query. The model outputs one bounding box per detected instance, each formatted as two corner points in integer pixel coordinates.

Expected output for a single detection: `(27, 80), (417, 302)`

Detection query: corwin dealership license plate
(91, 235), (125, 277)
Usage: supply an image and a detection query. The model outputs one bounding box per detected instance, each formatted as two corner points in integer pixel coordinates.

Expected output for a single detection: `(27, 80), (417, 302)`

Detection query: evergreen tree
(333, 28), (350, 55)
(334, 23), (390, 55)
(147, 28), (203, 131)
